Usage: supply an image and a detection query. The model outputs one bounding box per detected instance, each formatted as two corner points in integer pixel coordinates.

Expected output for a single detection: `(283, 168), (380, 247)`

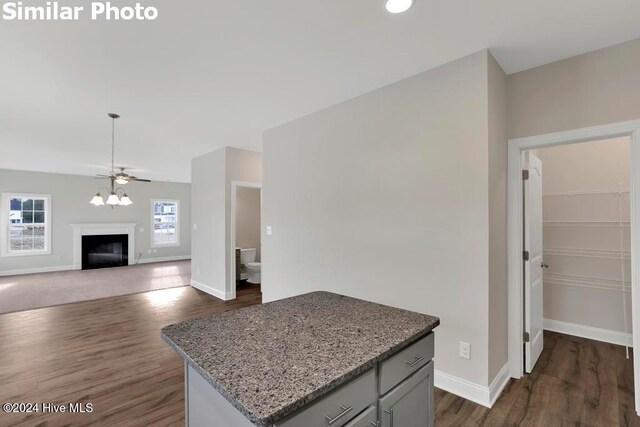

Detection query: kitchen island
(161, 291), (439, 427)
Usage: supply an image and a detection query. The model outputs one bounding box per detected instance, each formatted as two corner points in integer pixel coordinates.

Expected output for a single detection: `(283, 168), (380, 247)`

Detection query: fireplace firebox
(82, 234), (129, 270)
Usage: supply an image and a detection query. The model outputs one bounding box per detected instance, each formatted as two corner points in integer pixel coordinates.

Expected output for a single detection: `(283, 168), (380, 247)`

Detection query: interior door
(524, 151), (544, 373)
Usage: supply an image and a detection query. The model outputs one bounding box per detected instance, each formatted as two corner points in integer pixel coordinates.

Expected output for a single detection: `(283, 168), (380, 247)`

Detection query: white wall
(0, 168), (191, 275)
(536, 138), (631, 335)
(236, 187), (261, 261)
(191, 147), (262, 300)
(262, 50), (507, 390)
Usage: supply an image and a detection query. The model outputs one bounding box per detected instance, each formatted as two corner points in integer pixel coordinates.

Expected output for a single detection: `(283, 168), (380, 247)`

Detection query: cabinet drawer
(379, 333), (434, 395)
(344, 405), (377, 427)
(276, 368), (377, 427)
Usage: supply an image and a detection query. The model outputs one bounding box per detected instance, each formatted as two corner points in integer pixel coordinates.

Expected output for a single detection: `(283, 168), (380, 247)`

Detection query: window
(1, 193), (51, 256)
(151, 199), (180, 247)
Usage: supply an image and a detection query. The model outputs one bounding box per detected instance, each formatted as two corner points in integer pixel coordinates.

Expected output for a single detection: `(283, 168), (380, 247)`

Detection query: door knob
(541, 263), (549, 269)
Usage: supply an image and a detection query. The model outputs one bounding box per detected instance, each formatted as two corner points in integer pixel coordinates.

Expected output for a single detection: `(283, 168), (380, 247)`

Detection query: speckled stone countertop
(161, 291), (439, 426)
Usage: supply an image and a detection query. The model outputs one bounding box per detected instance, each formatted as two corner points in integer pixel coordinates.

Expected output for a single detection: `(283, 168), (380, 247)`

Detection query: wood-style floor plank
(1, 282), (639, 426)
(0, 284), (261, 426)
(436, 331), (640, 427)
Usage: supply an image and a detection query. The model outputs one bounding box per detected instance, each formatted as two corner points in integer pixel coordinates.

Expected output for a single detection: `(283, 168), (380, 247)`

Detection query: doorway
(522, 138), (631, 373)
(229, 181), (262, 300)
(507, 119), (640, 414)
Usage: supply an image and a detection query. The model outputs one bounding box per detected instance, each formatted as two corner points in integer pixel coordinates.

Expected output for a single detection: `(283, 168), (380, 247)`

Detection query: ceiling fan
(89, 113), (151, 207)
(95, 113), (152, 184)
(96, 167), (151, 185)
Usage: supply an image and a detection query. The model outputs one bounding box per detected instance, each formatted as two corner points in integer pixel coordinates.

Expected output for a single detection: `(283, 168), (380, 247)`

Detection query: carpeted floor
(0, 260), (191, 314)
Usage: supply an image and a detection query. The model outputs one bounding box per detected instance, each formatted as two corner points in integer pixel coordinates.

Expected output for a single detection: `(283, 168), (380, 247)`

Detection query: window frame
(1, 193), (52, 257)
(150, 199), (180, 248)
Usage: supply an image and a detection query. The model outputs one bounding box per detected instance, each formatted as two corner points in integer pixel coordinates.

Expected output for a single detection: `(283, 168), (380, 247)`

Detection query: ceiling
(2, 0), (640, 183)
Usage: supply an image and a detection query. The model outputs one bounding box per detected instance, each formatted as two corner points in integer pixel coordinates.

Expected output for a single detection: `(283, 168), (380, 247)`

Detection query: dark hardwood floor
(436, 331), (640, 427)
(0, 284), (261, 426)
(1, 284), (638, 426)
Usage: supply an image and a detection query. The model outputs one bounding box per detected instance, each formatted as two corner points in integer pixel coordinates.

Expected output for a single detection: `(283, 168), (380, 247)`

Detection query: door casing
(507, 119), (640, 415)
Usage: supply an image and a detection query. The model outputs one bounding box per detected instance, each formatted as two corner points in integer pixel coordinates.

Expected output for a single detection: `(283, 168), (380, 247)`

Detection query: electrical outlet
(147, 249), (151, 254)
(459, 341), (471, 360)
(266, 226), (272, 236)
(193, 223), (198, 231)
(139, 227), (144, 232)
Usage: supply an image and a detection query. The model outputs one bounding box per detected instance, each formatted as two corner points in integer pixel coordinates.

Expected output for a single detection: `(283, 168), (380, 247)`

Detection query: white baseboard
(488, 363), (510, 407)
(0, 256), (190, 277)
(434, 362), (509, 408)
(0, 264), (75, 277)
(136, 255), (191, 264)
(434, 370), (489, 407)
(190, 279), (233, 301)
(544, 318), (633, 347)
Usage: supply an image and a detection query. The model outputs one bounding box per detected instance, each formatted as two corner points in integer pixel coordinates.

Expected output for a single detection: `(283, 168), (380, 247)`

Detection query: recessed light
(386, 0), (414, 14)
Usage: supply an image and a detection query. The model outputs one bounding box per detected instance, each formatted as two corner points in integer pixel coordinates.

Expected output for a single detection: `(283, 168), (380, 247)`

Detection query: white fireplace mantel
(70, 223), (137, 269)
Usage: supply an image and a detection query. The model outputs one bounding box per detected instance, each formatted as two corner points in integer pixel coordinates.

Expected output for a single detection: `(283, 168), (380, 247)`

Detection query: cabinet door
(379, 362), (433, 427)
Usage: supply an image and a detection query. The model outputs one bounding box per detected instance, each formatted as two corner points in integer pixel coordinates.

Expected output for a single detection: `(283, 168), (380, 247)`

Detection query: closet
(537, 137), (631, 349)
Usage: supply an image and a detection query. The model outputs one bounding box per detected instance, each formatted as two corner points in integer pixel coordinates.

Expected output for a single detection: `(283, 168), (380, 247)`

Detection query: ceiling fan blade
(95, 174), (112, 178)
(130, 178), (152, 182)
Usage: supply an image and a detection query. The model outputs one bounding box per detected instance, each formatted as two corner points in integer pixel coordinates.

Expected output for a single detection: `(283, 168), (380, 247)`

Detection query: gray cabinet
(379, 333), (434, 395)
(379, 362), (433, 427)
(344, 406), (377, 427)
(186, 334), (435, 427)
(276, 369), (377, 427)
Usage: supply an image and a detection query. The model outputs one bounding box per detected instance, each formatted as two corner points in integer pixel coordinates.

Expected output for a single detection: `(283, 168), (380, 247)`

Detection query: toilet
(240, 248), (261, 284)
(246, 262), (261, 284)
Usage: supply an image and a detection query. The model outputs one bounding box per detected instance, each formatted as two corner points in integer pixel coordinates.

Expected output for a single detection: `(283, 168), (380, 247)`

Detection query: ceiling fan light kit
(119, 194), (133, 206)
(90, 113), (152, 208)
(90, 193), (105, 206)
(106, 193), (121, 206)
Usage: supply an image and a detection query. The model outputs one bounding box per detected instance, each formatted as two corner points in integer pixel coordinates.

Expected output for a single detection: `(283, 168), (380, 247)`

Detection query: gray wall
(0, 169), (191, 274)
(191, 148), (226, 297)
(262, 51), (506, 388)
(487, 53), (508, 382)
(225, 148), (262, 294)
(236, 187), (261, 261)
(191, 147), (262, 299)
(508, 38), (640, 139)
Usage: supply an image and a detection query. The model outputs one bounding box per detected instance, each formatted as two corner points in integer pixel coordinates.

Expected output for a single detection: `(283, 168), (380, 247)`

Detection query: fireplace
(71, 223), (136, 270)
(82, 234), (129, 270)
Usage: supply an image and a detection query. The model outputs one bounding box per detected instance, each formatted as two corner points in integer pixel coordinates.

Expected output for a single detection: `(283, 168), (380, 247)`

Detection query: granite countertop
(161, 291), (439, 426)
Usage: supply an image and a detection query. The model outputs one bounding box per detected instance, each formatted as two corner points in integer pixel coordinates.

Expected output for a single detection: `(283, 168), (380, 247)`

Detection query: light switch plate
(266, 226), (272, 236)
(139, 227), (144, 232)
